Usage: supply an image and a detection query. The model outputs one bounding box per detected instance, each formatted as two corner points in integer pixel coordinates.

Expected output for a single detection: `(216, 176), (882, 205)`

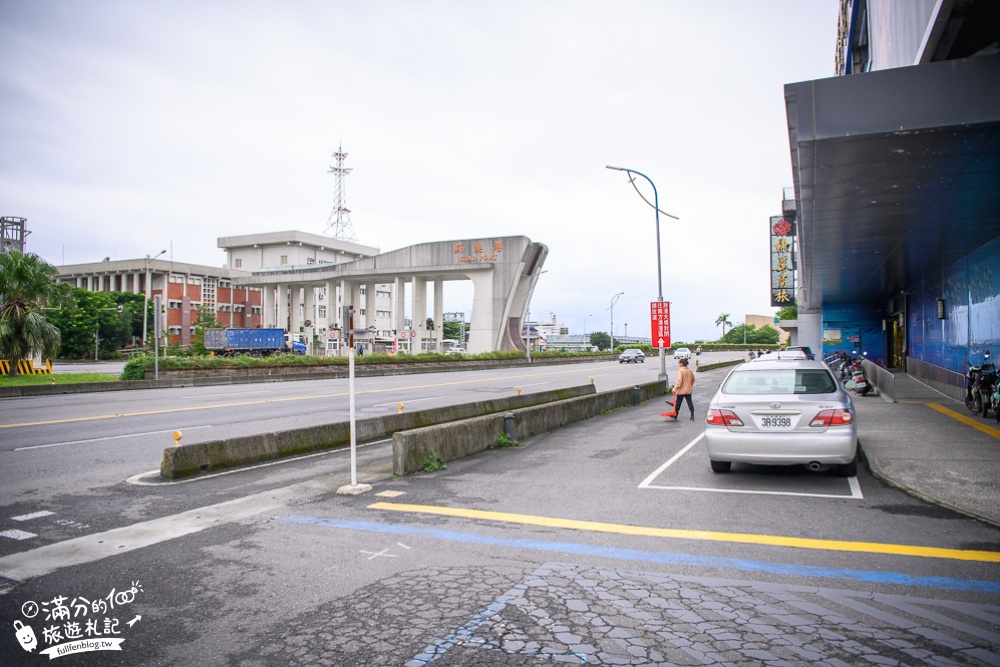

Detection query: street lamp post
(143, 250), (166, 348)
(524, 270), (548, 364)
(608, 292), (624, 352)
(583, 314), (592, 335)
(606, 165), (678, 383)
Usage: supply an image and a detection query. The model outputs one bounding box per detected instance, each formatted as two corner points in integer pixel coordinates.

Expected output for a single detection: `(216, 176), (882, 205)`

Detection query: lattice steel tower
(1, 216), (29, 254)
(325, 144), (358, 242)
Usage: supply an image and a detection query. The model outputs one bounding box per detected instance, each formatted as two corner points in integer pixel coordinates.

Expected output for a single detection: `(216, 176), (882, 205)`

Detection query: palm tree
(0, 251), (72, 375)
(715, 313), (732, 340)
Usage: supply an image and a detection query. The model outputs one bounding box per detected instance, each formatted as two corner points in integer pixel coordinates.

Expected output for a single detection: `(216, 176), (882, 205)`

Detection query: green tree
(0, 251), (72, 374)
(775, 305), (797, 321)
(49, 288), (137, 358)
(191, 304), (222, 355)
(589, 331), (610, 351)
(714, 313), (732, 340)
(442, 320), (467, 344)
(722, 324), (780, 345)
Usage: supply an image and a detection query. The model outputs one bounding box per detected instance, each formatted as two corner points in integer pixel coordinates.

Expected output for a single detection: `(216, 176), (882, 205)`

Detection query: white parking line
(638, 433), (863, 499)
(11, 511), (55, 522)
(0, 530), (37, 541)
(14, 426), (215, 452)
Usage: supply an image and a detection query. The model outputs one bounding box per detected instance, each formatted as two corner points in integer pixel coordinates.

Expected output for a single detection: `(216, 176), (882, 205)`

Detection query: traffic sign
(650, 301), (670, 348)
(409, 330), (416, 337)
(398, 331), (408, 340)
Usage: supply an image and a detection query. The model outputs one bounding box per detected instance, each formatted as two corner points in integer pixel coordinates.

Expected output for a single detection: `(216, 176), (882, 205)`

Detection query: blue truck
(204, 328), (306, 357)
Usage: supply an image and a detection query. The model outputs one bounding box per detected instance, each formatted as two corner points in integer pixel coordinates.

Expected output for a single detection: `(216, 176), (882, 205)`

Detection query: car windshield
(723, 369), (837, 395)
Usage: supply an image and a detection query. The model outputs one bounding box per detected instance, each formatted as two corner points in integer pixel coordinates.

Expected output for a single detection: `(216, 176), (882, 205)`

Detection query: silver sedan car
(703, 359), (858, 476)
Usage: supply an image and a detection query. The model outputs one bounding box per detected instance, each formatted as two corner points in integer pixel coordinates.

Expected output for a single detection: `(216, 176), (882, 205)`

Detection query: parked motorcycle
(852, 352), (871, 396)
(965, 351), (994, 416)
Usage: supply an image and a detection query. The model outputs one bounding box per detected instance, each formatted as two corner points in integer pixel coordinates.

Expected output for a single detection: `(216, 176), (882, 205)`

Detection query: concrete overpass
(238, 235), (548, 355)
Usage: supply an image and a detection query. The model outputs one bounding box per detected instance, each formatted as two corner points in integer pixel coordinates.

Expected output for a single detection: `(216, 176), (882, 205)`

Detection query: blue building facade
(784, 0), (1000, 399)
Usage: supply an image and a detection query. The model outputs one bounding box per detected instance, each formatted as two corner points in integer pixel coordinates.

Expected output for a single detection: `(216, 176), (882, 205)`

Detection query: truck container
(204, 328), (306, 357)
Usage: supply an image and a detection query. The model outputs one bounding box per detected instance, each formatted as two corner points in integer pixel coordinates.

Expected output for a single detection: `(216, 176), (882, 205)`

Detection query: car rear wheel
(836, 455), (858, 477)
(710, 460), (731, 473)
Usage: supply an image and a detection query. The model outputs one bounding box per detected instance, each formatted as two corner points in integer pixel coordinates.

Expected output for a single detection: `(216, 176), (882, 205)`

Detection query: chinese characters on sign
(13, 581), (144, 660)
(770, 216), (796, 307)
(454, 239), (503, 263)
(650, 301), (671, 348)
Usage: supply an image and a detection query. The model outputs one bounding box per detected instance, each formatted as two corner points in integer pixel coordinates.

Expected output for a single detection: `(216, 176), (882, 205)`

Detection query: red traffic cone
(661, 391), (678, 418)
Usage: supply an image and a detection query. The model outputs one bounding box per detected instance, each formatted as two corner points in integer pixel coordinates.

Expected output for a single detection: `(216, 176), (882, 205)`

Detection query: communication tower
(1, 216), (29, 254)
(325, 144), (358, 242)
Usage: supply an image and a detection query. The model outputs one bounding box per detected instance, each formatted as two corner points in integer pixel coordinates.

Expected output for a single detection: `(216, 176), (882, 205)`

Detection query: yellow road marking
(368, 501), (1000, 563)
(925, 403), (1000, 439)
(0, 366), (593, 430)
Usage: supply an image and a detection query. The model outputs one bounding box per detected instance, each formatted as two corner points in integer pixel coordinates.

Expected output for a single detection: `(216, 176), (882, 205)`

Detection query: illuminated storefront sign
(770, 216), (796, 307)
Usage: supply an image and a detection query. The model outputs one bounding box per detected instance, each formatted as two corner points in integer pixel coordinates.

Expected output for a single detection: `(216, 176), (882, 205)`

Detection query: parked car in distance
(619, 349), (645, 363)
(785, 345), (815, 360)
(703, 358), (858, 477)
(673, 347), (692, 360)
(754, 350), (808, 362)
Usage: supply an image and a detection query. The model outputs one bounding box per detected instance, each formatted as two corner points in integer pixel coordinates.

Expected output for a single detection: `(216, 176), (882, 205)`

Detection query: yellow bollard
(173, 431), (183, 447)
(696, 359), (701, 370)
(398, 403), (404, 413)
(516, 387), (522, 395)
(589, 378), (594, 384)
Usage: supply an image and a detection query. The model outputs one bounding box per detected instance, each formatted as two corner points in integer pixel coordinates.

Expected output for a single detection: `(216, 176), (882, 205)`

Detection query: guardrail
(862, 358), (895, 402)
(824, 354), (895, 402)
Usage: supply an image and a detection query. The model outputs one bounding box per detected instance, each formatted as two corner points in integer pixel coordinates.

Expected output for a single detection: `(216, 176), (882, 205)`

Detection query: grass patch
(0, 373), (119, 387)
(421, 450), (447, 473)
(491, 431), (519, 449)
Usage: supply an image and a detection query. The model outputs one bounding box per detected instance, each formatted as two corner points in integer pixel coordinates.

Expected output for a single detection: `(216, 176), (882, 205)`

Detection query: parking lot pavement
(851, 372), (1000, 528)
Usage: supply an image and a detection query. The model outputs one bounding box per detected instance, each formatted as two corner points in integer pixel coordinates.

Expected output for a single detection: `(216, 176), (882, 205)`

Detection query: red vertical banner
(650, 301), (671, 348)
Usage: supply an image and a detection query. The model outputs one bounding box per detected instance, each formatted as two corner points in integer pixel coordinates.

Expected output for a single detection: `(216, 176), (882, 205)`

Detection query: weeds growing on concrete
(493, 432), (519, 449)
(421, 450), (447, 472)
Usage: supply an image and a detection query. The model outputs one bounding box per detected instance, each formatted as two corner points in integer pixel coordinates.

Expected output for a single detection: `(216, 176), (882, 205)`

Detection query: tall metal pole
(609, 292), (623, 353)
(606, 166), (676, 383)
(142, 250), (165, 348)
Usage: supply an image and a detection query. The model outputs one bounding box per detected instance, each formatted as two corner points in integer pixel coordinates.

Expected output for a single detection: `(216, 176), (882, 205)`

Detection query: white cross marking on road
(360, 549), (397, 560)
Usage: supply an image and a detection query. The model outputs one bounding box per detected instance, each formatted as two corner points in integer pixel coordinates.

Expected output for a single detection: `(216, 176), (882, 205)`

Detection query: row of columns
(262, 276), (449, 355)
(74, 273), (145, 293)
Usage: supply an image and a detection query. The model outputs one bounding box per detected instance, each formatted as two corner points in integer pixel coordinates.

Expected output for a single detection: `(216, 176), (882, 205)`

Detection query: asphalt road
(2, 354), (998, 665)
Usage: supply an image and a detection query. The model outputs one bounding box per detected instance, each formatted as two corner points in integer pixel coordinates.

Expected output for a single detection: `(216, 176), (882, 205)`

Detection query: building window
(188, 276), (202, 285)
(307, 257), (316, 265)
(169, 275), (184, 283)
(234, 259), (242, 268)
(168, 300), (182, 309)
(280, 255), (288, 265)
(318, 305), (327, 318)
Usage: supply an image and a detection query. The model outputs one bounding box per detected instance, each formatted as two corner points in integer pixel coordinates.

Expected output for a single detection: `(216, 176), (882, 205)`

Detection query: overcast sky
(1, 1), (838, 342)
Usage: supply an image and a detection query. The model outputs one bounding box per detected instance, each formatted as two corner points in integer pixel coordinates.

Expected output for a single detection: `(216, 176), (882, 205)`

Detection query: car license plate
(759, 416), (792, 429)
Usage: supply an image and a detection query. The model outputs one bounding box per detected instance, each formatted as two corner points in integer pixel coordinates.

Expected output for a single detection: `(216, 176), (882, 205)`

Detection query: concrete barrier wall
(0, 355), (616, 398)
(160, 383), (597, 479)
(392, 380), (667, 476)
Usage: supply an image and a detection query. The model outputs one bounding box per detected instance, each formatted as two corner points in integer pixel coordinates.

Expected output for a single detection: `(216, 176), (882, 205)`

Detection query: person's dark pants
(674, 393), (694, 418)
